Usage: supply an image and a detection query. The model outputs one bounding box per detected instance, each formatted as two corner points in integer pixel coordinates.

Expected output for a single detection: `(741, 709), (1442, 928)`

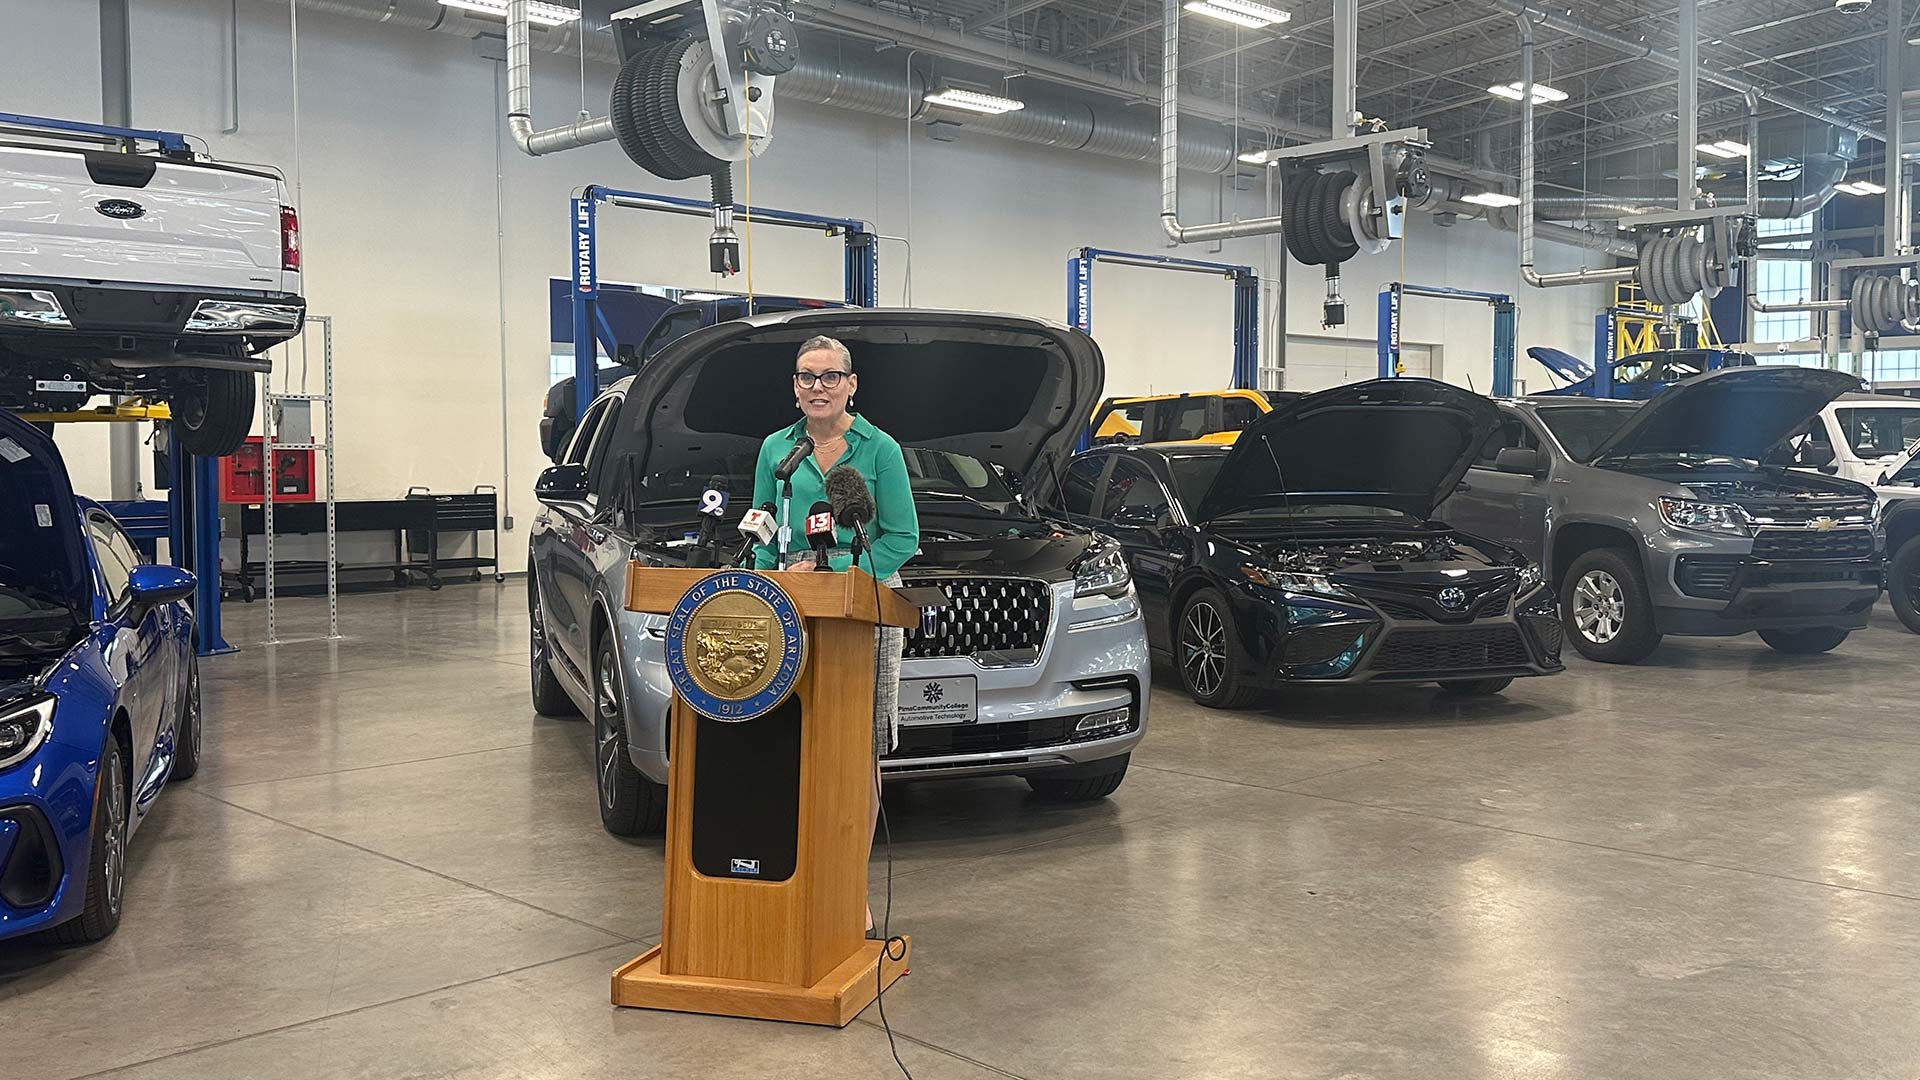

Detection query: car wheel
(1176, 588), (1261, 708)
(528, 576), (578, 718)
(1026, 754), (1131, 802)
(171, 369), (256, 458)
(49, 738), (128, 944)
(1436, 676), (1514, 696)
(170, 656), (203, 782)
(593, 633), (667, 836)
(1757, 626), (1851, 654)
(1890, 539), (1920, 634)
(1560, 549), (1661, 664)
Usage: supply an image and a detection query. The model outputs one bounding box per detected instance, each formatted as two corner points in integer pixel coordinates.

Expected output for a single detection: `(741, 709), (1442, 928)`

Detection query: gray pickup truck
(1440, 367), (1881, 663)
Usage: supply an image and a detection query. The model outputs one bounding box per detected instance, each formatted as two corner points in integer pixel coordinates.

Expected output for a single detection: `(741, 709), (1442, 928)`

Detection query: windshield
(902, 447), (1015, 501)
(1833, 407), (1920, 458)
(1536, 405), (1636, 463)
(1168, 454), (1226, 504)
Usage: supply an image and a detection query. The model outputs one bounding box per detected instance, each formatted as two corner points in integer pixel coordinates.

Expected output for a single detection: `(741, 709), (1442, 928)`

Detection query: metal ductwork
(1531, 150), (1854, 221)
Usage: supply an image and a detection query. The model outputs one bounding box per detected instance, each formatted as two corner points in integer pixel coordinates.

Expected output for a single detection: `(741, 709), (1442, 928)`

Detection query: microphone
(803, 500), (836, 571)
(732, 501), (776, 567)
(689, 474), (729, 568)
(773, 436), (814, 484)
(823, 465), (875, 569)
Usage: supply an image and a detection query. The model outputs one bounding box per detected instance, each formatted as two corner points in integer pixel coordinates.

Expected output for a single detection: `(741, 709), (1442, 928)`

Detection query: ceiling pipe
(1678, 0), (1697, 212)
(1516, 13), (1637, 287)
(1887, 0), (1907, 255)
(504, 0), (614, 155)
(1160, 0), (1285, 243)
(1484, 0), (1885, 147)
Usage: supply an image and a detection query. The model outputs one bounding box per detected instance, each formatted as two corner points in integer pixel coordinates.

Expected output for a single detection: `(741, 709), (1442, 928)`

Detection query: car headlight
(0, 695), (55, 771)
(1516, 563), (1543, 594)
(1073, 543), (1133, 599)
(1241, 564), (1354, 598)
(1659, 497), (1750, 536)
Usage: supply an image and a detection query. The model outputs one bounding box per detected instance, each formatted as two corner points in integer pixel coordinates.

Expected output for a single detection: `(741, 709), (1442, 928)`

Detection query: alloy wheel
(529, 592), (547, 669)
(1573, 569), (1627, 644)
(595, 650), (622, 812)
(1181, 601), (1227, 698)
(102, 751), (126, 917)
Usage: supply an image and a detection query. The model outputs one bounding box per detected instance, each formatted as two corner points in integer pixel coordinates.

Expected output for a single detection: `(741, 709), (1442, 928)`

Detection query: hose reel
(1849, 273), (1920, 334)
(1636, 233), (1729, 307)
(1285, 169), (1397, 328)
(609, 0), (795, 274)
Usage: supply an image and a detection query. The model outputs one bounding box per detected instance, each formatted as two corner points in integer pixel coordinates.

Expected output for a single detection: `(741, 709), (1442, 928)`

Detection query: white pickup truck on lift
(0, 113), (304, 456)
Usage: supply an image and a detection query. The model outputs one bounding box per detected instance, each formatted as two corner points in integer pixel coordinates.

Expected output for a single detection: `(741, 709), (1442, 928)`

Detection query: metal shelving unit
(262, 313), (339, 643)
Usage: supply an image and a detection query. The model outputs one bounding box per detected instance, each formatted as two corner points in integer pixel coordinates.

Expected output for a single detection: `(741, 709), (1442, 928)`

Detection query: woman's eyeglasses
(793, 370), (851, 389)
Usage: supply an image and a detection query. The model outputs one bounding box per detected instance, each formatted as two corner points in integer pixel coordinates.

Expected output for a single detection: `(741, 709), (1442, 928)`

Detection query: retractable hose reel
(1631, 213), (1752, 309)
(1849, 272), (1920, 334)
(1283, 148), (1429, 328)
(609, 1), (798, 274)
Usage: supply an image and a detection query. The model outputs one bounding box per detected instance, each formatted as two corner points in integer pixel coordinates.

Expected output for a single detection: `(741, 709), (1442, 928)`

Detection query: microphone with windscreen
(803, 501), (836, 571)
(824, 465), (875, 571)
(689, 474), (729, 568)
(732, 501), (776, 567)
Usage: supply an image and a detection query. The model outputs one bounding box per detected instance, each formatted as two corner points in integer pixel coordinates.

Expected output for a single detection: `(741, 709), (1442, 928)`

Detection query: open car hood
(602, 308), (1104, 501)
(1586, 366), (1863, 466)
(1193, 378), (1500, 522)
(0, 411), (90, 630)
(1528, 345), (1592, 383)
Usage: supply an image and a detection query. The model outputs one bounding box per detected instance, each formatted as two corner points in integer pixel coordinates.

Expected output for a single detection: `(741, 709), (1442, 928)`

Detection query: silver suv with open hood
(527, 309), (1149, 836)
(1442, 366), (1881, 663)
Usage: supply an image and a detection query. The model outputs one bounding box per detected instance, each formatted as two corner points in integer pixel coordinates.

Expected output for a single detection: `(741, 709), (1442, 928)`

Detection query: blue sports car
(1, 410), (200, 943)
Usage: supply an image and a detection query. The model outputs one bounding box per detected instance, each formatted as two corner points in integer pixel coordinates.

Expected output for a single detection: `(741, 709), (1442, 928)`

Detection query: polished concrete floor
(6, 581), (1920, 1079)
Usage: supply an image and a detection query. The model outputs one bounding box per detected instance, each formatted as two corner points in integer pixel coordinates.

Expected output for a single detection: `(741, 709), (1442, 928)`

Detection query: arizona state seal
(664, 571), (807, 722)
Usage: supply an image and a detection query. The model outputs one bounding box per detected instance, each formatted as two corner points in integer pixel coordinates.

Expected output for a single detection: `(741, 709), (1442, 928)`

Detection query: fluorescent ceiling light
(924, 87), (1026, 115)
(1461, 191), (1521, 208)
(439, 0), (580, 26)
(1184, 1), (1291, 29)
(1839, 180), (1887, 196)
(1487, 81), (1569, 104)
(1237, 150), (1277, 166)
(1695, 139), (1748, 159)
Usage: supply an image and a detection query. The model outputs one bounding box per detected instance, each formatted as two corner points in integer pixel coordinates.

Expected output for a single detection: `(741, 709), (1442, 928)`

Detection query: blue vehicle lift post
(1378, 283), (1517, 397)
(568, 186), (879, 421)
(1066, 247), (1260, 392)
(0, 113), (229, 656)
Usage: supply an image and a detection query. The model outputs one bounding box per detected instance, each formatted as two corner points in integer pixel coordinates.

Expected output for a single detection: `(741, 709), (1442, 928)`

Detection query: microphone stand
(778, 477), (794, 568)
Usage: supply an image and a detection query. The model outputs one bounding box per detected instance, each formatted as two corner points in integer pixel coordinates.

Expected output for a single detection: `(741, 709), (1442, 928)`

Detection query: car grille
(892, 716), (1072, 756)
(1369, 597), (1429, 620)
(1282, 624), (1366, 666)
(1522, 615), (1564, 662)
(1472, 591), (1510, 618)
(1371, 626), (1531, 673)
(1750, 529), (1875, 561)
(901, 577), (1052, 660)
(1351, 583), (1513, 622)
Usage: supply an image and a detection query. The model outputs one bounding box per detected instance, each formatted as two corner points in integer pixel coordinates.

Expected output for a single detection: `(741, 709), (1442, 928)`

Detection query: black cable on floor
(876, 800), (912, 1080)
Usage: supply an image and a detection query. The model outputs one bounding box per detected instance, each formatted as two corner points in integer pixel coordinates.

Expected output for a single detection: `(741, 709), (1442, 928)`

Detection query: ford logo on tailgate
(95, 199), (146, 220)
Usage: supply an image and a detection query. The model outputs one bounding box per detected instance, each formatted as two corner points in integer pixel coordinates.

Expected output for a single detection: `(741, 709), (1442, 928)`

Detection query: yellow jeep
(1090, 389), (1299, 445)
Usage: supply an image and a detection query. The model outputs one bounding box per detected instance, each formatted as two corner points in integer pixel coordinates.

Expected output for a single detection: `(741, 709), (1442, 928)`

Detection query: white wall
(3, 0), (1610, 565)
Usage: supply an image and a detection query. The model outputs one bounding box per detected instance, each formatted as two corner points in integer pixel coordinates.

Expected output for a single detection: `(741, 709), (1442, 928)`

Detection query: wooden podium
(614, 565), (920, 1026)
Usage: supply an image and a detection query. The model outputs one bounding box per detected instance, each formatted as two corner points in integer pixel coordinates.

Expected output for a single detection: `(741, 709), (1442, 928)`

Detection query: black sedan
(1056, 378), (1564, 707)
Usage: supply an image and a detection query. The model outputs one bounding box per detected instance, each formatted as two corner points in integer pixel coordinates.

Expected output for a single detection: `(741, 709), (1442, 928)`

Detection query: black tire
(170, 655), (202, 782)
(1560, 548), (1662, 664)
(1757, 626), (1851, 654)
(528, 575), (578, 718)
(1437, 676), (1514, 696)
(1890, 539), (1920, 634)
(593, 631), (668, 836)
(49, 737), (128, 944)
(171, 369), (255, 458)
(1026, 754), (1130, 802)
(1176, 588), (1262, 708)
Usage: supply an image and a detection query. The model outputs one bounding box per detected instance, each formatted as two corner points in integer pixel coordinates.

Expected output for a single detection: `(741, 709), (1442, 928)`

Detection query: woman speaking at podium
(750, 334), (919, 934)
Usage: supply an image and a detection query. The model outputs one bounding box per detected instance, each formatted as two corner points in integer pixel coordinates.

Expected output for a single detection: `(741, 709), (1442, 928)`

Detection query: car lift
(2, 113), (230, 657)
(1377, 283), (1517, 397)
(568, 185), (879, 419)
(1066, 247), (1261, 391)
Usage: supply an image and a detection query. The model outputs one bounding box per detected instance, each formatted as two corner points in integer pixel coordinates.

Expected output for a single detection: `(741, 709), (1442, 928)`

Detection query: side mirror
(1494, 447), (1548, 477)
(535, 463), (591, 504)
(127, 564), (195, 606)
(1800, 443), (1837, 468)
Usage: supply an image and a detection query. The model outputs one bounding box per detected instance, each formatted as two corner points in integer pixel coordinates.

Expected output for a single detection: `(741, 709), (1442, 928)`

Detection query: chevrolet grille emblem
(1809, 517), (1838, 532)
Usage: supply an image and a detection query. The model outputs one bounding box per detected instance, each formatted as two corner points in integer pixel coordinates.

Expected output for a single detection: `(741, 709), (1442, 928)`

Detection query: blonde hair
(796, 335), (853, 371)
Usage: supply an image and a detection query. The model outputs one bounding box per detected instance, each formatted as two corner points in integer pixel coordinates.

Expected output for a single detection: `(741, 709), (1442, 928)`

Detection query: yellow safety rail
(15, 399), (171, 424)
